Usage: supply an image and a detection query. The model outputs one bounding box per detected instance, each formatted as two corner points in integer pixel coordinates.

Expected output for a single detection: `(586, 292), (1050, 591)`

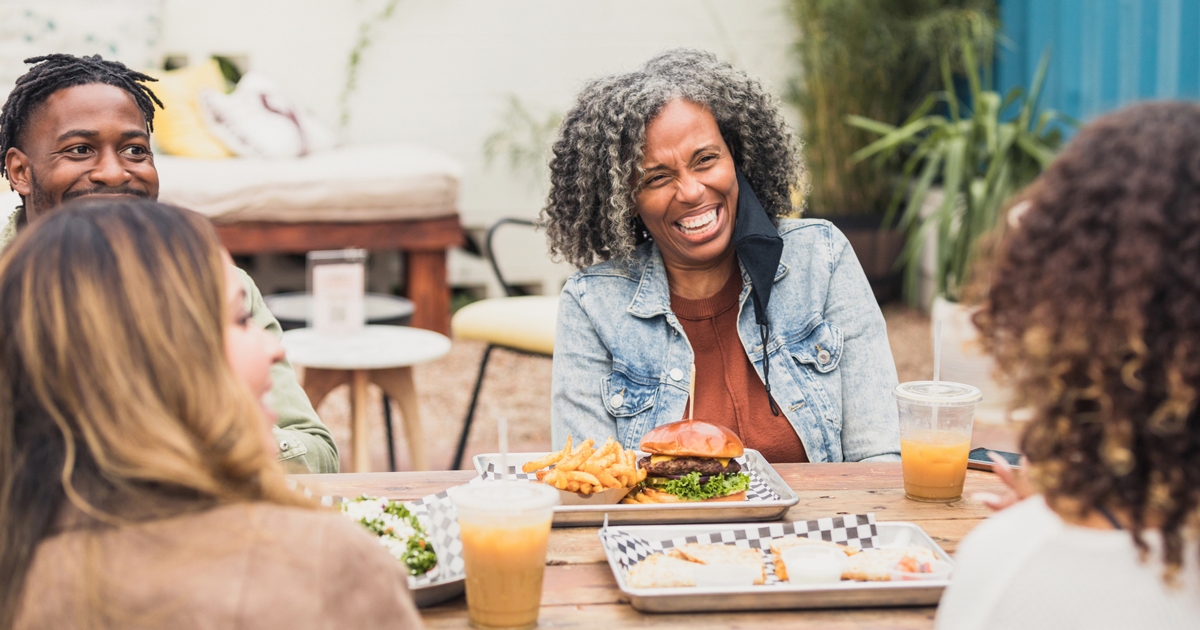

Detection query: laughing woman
(544, 49), (900, 463)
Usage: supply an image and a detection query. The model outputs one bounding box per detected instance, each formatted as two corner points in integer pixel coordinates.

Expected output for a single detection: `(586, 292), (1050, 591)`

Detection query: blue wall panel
(997, 0), (1200, 125)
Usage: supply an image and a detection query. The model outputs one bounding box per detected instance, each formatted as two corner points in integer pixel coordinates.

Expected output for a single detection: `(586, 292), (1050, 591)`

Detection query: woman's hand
(971, 453), (1035, 512)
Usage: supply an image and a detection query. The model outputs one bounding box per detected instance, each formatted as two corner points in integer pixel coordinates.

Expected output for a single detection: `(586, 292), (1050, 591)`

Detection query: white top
(281, 325), (451, 370)
(936, 496), (1200, 630)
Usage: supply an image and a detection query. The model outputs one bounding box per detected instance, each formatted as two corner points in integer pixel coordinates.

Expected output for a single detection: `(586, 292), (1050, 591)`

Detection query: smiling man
(0, 54), (339, 473)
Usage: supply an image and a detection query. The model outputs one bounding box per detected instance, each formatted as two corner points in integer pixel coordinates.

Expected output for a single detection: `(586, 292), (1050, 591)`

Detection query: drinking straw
(932, 320), (942, 429)
(933, 319), (943, 386)
(498, 415), (508, 482)
(688, 364), (697, 419)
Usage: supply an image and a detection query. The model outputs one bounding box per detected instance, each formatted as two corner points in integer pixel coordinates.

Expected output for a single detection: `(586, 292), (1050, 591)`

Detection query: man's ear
(5, 147), (32, 197)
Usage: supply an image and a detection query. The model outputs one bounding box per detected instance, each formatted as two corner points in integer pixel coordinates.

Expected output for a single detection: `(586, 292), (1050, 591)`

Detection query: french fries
(524, 436), (643, 495)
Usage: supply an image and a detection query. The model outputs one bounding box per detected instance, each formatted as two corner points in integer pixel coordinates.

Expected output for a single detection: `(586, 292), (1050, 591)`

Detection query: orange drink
(900, 430), (972, 501)
(451, 481), (559, 630)
(894, 381), (982, 503)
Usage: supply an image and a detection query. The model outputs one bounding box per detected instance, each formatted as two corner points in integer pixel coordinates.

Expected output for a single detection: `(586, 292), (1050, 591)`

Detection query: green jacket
(2, 211), (340, 473)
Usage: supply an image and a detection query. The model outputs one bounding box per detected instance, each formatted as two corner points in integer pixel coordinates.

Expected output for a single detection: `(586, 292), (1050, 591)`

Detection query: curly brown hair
(974, 102), (1200, 582)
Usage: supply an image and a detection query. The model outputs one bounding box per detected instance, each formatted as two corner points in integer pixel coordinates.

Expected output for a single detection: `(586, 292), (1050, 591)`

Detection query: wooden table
(303, 462), (1005, 629)
(217, 215), (464, 335)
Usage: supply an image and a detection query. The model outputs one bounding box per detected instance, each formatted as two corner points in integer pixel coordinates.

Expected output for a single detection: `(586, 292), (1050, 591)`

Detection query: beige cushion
(156, 144), (460, 222)
(451, 296), (558, 356)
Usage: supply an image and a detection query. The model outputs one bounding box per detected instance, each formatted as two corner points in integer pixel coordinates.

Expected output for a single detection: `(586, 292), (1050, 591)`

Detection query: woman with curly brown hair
(936, 102), (1200, 629)
(544, 49), (900, 468)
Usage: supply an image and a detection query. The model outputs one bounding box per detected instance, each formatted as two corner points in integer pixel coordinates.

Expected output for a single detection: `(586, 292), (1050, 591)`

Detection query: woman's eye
(646, 174), (667, 186)
(698, 154), (716, 164)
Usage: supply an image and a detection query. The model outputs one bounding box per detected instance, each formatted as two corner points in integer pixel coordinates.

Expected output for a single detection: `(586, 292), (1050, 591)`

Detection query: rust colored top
(670, 269), (808, 464)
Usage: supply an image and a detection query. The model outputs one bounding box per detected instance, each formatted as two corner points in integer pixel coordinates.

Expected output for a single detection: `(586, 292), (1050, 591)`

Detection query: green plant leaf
(850, 117), (940, 162)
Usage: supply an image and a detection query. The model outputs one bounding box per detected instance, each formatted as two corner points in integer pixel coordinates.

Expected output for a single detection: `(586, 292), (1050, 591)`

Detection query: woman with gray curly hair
(544, 49), (900, 476)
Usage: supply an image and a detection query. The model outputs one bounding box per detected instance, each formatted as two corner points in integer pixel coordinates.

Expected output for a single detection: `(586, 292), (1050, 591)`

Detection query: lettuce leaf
(646, 472), (750, 501)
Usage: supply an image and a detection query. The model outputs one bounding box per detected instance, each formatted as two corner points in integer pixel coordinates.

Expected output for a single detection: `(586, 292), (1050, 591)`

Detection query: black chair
(449, 218), (559, 470)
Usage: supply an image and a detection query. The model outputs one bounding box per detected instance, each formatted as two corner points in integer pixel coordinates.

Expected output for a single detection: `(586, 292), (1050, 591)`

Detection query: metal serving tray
(601, 521), (953, 612)
(472, 449), (799, 527)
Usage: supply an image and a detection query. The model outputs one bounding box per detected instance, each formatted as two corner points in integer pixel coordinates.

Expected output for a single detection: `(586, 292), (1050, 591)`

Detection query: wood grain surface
(296, 462), (1006, 628)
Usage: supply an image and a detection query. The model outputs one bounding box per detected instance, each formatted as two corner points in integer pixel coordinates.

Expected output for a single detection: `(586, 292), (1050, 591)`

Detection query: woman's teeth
(676, 208), (718, 235)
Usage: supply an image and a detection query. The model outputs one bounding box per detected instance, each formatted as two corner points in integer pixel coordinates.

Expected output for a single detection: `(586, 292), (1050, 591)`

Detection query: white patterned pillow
(198, 72), (336, 159)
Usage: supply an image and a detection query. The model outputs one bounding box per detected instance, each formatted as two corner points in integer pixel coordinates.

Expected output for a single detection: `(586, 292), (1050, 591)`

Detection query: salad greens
(645, 472), (750, 501)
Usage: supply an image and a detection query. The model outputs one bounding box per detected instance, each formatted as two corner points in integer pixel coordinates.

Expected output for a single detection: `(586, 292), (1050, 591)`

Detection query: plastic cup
(450, 481), (560, 630)
(894, 381), (982, 502)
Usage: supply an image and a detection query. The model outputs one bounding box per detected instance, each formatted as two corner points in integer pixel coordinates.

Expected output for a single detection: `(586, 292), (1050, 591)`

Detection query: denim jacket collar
(626, 243), (789, 320)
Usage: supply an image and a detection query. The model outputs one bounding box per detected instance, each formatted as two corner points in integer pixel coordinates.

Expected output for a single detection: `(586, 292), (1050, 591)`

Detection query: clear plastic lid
(449, 480), (560, 514)
(893, 381), (983, 407)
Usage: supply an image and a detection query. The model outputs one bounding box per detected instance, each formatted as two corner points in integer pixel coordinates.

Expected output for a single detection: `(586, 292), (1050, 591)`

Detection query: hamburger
(635, 419), (751, 503)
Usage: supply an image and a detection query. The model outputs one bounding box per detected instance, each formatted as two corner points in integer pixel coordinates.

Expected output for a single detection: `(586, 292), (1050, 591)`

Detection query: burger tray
(471, 449), (800, 527)
(600, 521), (953, 612)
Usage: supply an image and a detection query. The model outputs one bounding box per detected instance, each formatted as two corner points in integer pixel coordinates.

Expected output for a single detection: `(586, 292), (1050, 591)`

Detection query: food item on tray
(627, 553), (701, 588)
(627, 543), (766, 588)
(843, 545), (937, 581)
(622, 419), (751, 503)
(671, 543), (766, 584)
(340, 495), (437, 576)
(771, 538), (937, 582)
(520, 436), (647, 495)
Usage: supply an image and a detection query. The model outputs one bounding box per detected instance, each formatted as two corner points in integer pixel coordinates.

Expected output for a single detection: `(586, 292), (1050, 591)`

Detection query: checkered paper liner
(313, 489), (465, 589)
(599, 513), (878, 586)
(478, 454), (783, 502)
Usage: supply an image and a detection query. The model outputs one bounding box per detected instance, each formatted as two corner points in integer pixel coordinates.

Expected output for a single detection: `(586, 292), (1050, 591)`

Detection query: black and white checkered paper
(478, 454), (783, 502)
(599, 513), (878, 586)
(317, 490), (465, 588)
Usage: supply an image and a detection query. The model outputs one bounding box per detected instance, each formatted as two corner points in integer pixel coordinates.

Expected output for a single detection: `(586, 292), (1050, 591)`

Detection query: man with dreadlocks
(0, 54), (339, 474)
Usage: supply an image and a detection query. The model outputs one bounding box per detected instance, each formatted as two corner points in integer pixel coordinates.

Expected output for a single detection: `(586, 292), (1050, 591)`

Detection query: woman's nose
(264, 330), (286, 364)
(675, 171), (705, 203)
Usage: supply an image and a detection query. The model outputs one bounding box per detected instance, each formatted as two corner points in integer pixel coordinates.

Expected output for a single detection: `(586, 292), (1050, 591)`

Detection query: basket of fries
(519, 437), (648, 505)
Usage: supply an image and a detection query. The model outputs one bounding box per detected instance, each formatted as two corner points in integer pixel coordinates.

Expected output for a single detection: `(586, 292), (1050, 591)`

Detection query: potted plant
(849, 43), (1071, 420)
(786, 0), (998, 303)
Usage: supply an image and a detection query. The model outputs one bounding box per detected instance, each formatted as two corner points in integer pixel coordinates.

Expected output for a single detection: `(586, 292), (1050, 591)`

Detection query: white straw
(933, 319), (943, 386)
(498, 415), (508, 482)
(932, 319), (943, 429)
(688, 364), (697, 420)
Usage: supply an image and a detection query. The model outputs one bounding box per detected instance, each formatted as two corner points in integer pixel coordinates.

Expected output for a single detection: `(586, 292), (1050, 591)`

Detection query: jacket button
(610, 394), (625, 408)
(279, 441), (289, 451)
(669, 368), (683, 381)
(817, 349), (831, 364)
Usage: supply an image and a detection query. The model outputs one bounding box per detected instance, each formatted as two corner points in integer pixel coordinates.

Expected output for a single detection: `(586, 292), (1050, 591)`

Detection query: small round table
(281, 326), (451, 472)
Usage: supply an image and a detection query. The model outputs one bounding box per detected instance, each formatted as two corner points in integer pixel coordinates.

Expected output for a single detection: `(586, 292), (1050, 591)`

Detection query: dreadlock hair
(0, 54), (163, 186)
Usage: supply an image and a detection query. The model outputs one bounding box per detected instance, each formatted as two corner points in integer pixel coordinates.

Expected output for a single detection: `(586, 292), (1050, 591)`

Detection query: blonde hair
(0, 199), (313, 627)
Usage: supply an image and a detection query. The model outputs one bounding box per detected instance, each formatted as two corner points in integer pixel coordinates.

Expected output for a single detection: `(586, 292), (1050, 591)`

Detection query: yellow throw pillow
(148, 60), (233, 159)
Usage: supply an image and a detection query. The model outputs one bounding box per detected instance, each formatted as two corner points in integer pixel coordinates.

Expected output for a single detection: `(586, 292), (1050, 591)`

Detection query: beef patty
(637, 455), (742, 477)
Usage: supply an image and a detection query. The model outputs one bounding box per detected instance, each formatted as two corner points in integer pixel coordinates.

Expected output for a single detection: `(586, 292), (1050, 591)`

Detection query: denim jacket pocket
(788, 320), (844, 373)
(601, 368), (658, 417)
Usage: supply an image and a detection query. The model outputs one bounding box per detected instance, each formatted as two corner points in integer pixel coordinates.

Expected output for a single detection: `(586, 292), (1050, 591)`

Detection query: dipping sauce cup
(450, 481), (559, 630)
(894, 381), (983, 502)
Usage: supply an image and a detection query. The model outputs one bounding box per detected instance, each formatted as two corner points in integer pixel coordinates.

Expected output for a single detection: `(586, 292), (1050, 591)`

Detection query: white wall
(160, 0), (799, 229)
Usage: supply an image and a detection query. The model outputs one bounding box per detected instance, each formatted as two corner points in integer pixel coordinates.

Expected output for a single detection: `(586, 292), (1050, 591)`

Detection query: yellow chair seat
(451, 296), (559, 356)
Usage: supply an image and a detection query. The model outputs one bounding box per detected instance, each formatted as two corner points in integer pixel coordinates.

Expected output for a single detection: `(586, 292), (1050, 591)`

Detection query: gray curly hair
(542, 48), (803, 269)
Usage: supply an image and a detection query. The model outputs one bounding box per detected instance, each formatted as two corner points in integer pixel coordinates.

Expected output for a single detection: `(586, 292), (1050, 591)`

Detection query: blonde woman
(0, 199), (422, 629)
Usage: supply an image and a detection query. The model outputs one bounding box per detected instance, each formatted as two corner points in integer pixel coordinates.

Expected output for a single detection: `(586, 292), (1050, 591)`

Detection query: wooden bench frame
(215, 215), (464, 335)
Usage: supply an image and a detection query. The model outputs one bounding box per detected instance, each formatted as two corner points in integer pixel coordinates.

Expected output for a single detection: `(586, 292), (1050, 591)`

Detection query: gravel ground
(312, 304), (1016, 472)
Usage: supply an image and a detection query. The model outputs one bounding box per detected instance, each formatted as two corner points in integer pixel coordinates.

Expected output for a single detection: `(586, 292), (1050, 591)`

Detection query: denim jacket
(550, 218), (901, 462)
